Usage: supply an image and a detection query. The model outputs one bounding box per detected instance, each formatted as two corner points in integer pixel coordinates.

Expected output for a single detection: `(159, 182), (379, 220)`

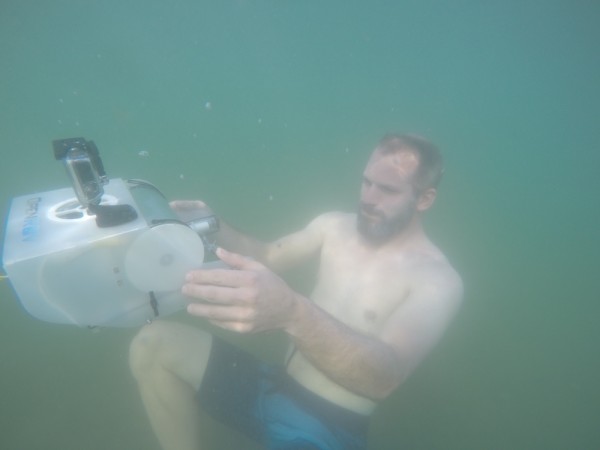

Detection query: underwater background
(1, 1), (599, 449)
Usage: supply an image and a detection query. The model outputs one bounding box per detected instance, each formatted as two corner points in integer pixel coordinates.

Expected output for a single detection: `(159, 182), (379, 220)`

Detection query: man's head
(357, 133), (444, 244)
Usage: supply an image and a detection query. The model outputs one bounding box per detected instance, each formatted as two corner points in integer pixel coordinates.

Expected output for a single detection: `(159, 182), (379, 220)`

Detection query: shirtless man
(129, 134), (463, 450)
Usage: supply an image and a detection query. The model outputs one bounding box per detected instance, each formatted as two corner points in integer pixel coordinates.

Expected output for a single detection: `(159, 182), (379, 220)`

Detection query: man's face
(357, 148), (420, 244)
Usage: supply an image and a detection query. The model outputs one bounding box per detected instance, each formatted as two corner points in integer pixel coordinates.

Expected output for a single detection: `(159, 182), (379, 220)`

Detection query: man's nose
(361, 184), (379, 204)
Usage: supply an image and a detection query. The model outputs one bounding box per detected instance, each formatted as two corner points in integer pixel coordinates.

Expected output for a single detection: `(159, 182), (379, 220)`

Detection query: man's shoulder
(313, 210), (354, 222)
(431, 257), (463, 292)
(410, 250), (463, 303)
(309, 211), (355, 232)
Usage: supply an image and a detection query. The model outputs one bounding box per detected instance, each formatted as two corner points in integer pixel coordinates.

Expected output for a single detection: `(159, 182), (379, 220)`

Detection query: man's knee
(129, 321), (170, 380)
(129, 320), (212, 388)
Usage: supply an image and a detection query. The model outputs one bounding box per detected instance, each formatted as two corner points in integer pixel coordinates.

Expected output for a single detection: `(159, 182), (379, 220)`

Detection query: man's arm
(183, 251), (463, 401)
(170, 200), (325, 272)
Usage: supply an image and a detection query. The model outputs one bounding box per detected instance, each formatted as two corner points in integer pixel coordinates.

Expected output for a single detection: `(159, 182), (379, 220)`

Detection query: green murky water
(1, 1), (599, 449)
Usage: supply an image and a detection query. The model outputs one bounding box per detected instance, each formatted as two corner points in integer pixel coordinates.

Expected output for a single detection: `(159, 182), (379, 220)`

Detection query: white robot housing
(1, 138), (217, 327)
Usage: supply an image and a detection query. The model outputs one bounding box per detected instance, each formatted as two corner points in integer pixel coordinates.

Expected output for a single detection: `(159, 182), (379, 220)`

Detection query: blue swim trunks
(197, 336), (370, 450)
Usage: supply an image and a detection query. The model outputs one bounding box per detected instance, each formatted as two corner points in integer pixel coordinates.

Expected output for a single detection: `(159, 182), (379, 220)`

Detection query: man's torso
(286, 212), (449, 414)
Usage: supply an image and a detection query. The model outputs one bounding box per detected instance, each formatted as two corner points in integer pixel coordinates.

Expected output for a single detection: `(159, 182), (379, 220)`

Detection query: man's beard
(356, 200), (416, 245)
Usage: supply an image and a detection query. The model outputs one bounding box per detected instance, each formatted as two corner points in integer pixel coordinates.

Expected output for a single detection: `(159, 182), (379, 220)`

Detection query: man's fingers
(169, 200), (207, 210)
(169, 200), (213, 223)
(207, 320), (256, 334)
(184, 267), (254, 288)
(215, 247), (262, 271)
(187, 302), (255, 323)
(182, 283), (251, 304)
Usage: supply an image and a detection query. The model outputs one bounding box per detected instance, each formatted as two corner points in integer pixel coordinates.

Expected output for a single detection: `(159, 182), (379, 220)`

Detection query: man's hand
(169, 200), (213, 223)
(182, 248), (299, 333)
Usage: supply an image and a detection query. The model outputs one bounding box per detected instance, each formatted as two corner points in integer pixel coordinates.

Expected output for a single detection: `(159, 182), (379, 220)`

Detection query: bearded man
(129, 133), (463, 450)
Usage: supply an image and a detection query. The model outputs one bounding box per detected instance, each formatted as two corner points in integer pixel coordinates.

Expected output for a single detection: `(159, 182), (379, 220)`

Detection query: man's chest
(312, 237), (412, 333)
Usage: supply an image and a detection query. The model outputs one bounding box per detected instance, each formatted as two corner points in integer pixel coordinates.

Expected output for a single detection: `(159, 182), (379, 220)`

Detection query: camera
(53, 138), (138, 227)
(53, 137), (108, 209)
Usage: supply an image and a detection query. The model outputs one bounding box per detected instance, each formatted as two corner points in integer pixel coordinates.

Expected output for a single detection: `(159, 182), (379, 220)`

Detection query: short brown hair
(378, 133), (444, 192)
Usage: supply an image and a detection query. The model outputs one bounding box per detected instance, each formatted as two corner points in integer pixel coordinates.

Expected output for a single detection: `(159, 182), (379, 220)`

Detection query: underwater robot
(1, 137), (218, 328)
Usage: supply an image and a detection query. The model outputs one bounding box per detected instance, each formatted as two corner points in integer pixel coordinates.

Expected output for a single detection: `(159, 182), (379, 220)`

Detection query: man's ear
(417, 188), (437, 211)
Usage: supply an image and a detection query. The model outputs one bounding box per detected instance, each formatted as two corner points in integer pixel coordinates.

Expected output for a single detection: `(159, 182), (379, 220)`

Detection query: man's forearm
(287, 294), (405, 401)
